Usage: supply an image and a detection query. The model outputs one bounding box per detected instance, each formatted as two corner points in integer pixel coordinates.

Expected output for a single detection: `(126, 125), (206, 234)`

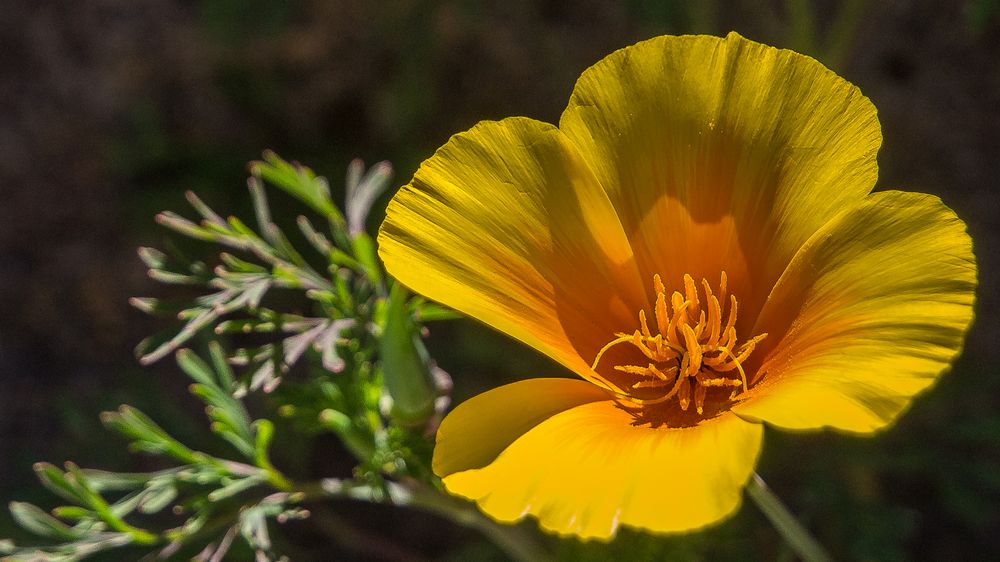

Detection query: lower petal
(443, 401), (763, 539)
(433, 378), (612, 477)
(737, 191), (977, 432)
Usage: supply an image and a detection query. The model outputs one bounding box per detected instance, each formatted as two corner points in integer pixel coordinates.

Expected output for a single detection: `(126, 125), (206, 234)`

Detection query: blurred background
(1, 1), (998, 560)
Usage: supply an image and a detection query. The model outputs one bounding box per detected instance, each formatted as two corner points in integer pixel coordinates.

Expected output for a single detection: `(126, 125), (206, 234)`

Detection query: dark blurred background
(1, 1), (999, 560)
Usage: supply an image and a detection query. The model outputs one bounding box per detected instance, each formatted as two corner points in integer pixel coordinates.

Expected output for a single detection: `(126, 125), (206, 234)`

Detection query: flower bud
(378, 282), (437, 426)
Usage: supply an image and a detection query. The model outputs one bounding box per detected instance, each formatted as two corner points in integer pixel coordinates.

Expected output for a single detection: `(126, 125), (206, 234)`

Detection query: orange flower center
(591, 272), (767, 418)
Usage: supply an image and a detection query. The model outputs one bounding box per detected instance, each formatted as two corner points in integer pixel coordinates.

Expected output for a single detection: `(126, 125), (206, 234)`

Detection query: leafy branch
(3, 345), (301, 561)
(0, 154), (528, 562)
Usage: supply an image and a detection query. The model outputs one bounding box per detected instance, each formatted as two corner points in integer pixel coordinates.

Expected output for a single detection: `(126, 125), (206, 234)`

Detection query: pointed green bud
(379, 283), (437, 426)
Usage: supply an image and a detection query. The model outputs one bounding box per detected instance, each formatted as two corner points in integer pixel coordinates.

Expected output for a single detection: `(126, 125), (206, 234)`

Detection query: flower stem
(301, 479), (553, 562)
(746, 473), (831, 562)
(405, 483), (554, 562)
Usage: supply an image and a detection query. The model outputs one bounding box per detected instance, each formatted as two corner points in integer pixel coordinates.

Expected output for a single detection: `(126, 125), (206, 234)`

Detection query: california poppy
(377, 32), (977, 538)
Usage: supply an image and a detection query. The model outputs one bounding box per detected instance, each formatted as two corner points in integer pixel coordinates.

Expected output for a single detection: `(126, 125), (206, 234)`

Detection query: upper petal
(735, 191), (977, 433)
(443, 400), (763, 539)
(559, 32), (882, 324)
(378, 117), (645, 381)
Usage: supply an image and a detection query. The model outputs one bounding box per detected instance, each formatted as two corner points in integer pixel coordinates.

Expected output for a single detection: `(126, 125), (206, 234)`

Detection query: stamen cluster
(592, 272), (767, 415)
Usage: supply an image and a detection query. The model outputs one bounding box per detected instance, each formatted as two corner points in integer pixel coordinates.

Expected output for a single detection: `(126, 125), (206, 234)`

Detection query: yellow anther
(666, 299), (686, 347)
(718, 271), (728, 308)
(720, 325), (737, 350)
(697, 376), (743, 388)
(653, 273), (666, 296)
(695, 310), (707, 339)
(614, 364), (652, 375)
(631, 331), (658, 360)
(714, 346), (749, 392)
(638, 309), (651, 338)
(633, 379), (670, 390)
(648, 363), (677, 381)
(701, 277), (714, 301)
(680, 324), (702, 375)
(654, 292), (669, 336)
(723, 295), (738, 337)
(650, 334), (668, 358)
(694, 383), (708, 415)
(740, 333), (769, 355)
(707, 294), (722, 346)
(683, 274), (700, 313)
(678, 377), (692, 411)
(670, 291), (685, 313)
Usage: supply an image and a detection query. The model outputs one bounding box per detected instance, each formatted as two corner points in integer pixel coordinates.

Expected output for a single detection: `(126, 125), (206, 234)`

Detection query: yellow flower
(377, 33), (977, 539)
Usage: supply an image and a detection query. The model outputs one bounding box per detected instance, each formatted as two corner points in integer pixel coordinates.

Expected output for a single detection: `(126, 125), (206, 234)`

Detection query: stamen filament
(590, 334), (634, 371)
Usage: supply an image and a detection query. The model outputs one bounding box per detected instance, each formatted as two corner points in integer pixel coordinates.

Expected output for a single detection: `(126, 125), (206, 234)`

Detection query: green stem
(823, 0), (868, 70)
(785, 0), (817, 56)
(302, 479), (553, 562)
(746, 473), (831, 562)
(405, 484), (553, 562)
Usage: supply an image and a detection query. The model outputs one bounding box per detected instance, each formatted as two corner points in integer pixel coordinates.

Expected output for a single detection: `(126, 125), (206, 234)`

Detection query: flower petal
(378, 117), (646, 380)
(735, 191), (977, 433)
(559, 32), (881, 321)
(443, 400), (763, 538)
(433, 378), (612, 477)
